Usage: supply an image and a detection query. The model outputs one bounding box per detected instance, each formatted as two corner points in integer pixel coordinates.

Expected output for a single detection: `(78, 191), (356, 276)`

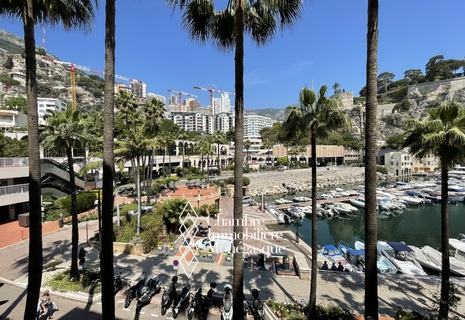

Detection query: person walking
(39, 290), (56, 319)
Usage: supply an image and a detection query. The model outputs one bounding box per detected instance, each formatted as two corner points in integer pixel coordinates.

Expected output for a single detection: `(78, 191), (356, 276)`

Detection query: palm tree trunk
(217, 142), (221, 172)
(101, 1), (116, 317)
(146, 148), (154, 204)
(364, 1), (379, 318)
(162, 148), (166, 177)
(23, 1), (43, 317)
(307, 128), (318, 319)
(67, 145), (80, 278)
(439, 162), (451, 319)
(136, 158), (142, 234)
(233, 0), (245, 317)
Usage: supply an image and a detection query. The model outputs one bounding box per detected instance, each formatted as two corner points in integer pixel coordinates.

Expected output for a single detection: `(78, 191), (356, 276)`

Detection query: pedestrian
(330, 262), (337, 271)
(337, 262), (344, 272)
(39, 290), (57, 319)
(321, 261), (329, 270)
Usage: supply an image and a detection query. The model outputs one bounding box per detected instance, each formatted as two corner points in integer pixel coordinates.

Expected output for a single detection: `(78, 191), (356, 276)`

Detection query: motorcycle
(124, 279), (145, 308)
(114, 272), (123, 295)
(248, 289), (265, 320)
(187, 287), (204, 320)
(172, 283), (191, 318)
(160, 276), (178, 316)
(135, 276), (162, 313)
(221, 284), (233, 320)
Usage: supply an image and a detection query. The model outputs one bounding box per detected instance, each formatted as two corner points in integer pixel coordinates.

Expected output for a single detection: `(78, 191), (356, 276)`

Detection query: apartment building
(37, 98), (66, 125)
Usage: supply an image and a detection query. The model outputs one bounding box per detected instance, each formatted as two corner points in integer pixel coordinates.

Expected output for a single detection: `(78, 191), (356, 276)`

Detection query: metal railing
(0, 158), (29, 167)
(0, 183), (29, 196)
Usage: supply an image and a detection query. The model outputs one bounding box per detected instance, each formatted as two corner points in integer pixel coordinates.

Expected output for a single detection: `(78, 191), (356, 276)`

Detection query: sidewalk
(1, 197), (464, 319)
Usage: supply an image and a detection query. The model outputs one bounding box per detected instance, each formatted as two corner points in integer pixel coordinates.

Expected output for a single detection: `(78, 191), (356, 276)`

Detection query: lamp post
(95, 171), (102, 253)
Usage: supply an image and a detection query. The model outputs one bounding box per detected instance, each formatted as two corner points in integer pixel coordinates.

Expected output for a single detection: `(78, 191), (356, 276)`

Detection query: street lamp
(95, 170), (102, 253)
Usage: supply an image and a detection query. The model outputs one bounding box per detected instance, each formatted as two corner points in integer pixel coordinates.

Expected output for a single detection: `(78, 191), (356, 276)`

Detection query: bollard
(169, 243), (174, 251)
(60, 244), (64, 254)
(158, 242), (163, 251)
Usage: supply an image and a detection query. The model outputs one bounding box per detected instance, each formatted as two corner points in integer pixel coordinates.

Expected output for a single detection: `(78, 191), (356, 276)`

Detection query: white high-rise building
(37, 98), (67, 125)
(243, 114), (274, 140)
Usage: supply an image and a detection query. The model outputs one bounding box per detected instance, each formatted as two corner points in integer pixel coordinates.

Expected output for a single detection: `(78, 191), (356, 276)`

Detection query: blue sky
(1, 0), (465, 110)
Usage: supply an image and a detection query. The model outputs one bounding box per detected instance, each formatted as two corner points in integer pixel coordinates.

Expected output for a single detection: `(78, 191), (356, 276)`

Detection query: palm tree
(403, 102), (465, 319)
(365, 1), (379, 318)
(0, 1), (95, 317)
(101, 1), (116, 318)
(195, 135), (212, 174)
(332, 82), (341, 94)
(167, 1), (303, 316)
(281, 85), (350, 319)
(244, 139), (251, 163)
(143, 97), (166, 202)
(211, 130), (226, 172)
(115, 90), (138, 130)
(115, 124), (154, 234)
(41, 108), (84, 279)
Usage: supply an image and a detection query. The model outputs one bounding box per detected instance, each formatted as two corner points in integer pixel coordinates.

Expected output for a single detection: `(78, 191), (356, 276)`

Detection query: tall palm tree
(115, 124), (154, 234)
(101, 0), (116, 318)
(166, 3), (303, 315)
(281, 85), (350, 319)
(194, 135), (212, 174)
(41, 108), (84, 279)
(365, 1), (379, 318)
(403, 102), (465, 319)
(0, 1), (96, 317)
(143, 97), (166, 202)
(211, 130), (226, 172)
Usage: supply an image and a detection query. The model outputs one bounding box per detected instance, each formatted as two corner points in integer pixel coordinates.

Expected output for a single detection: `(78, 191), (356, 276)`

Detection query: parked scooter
(161, 276), (178, 315)
(187, 287), (203, 320)
(124, 279), (145, 308)
(248, 289), (265, 320)
(172, 283), (191, 318)
(135, 276), (162, 313)
(114, 272), (123, 295)
(221, 284), (233, 320)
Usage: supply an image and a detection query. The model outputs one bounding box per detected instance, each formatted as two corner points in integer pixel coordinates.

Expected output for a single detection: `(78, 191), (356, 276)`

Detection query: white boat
(354, 240), (398, 274)
(349, 198), (366, 209)
(275, 198), (293, 205)
(288, 206), (305, 218)
(409, 245), (441, 273)
(377, 241), (427, 276)
(300, 205), (312, 215)
(319, 244), (355, 272)
(328, 203), (354, 215)
(268, 207), (285, 224)
(339, 202), (359, 213)
(292, 196), (311, 202)
(422, 245), (465, 277)
(449, 238), (465, 263)
(397, 195), (424, 206)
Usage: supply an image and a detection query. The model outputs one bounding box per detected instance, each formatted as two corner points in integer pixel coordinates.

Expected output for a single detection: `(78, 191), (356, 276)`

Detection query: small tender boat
(293, 196), (311, 202)
(422, 245), (465, 277)
(275, 198), (293, 205)
(338, 243), (365, 272)
(319, 244), (354, 272)
(409, 245), (441, 274)
(349, 198), (366, 209)
(354, 240), (398, 274)
(377, 241), (427, 276)
(449, 238), (465, 263)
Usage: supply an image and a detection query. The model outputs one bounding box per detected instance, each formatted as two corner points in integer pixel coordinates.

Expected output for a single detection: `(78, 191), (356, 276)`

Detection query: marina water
(268, 198), (465, 250)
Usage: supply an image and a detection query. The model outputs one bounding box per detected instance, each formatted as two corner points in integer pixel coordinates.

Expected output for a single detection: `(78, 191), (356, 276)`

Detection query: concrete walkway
(1, 196), (464, 319)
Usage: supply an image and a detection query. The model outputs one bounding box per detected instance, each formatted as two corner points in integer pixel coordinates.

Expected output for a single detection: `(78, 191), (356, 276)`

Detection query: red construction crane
(167, 89), (198, 112)
(193, 84), (235, 115)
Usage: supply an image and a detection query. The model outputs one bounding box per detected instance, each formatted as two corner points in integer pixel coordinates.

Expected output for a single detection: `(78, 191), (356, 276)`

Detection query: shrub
(54, 192), (97, 215)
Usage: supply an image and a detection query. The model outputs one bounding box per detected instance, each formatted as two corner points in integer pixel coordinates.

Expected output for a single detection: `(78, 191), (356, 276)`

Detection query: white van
(195, 236), (233, 253)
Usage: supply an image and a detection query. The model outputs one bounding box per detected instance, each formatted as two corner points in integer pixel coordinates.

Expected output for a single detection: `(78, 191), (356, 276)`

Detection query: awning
(387, 241), (413, 252)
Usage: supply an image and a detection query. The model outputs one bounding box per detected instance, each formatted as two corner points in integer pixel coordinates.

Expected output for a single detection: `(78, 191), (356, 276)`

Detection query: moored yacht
(354, 240), (398, 274)
(377, 241), (427, 276)
(422, 245), (465, 277)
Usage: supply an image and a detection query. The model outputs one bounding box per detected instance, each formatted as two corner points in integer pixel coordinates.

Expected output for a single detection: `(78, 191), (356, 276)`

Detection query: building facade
(37, 98), (67, 125)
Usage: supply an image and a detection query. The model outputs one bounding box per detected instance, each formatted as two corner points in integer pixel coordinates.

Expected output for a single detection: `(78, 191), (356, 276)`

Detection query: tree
(101, 1), (116, 318)
(3, 96), (27, 114)
(377, 71), (395, 93)
(211, 130), (226, 172)
(281, 85), (350, 319)
(404, 68), (423, 84)
(332, 82), (341, 94)
(403, 102), (465, 319)
(0, 3), (95, 317)
(41, 108), (84, 279)
(167, 1), (303, 316)
(365, 1), (380, 318)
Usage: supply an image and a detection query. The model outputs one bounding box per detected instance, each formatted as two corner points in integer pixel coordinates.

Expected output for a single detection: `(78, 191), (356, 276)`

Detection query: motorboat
(349, 198), (366, 209)
(275, 198), (293, 205)
(397, 195), (424, 206)
(338, 243), (365, 272)
(377, 241), (427, 276)
(318, 244), (355, 272)
(300, 205), (312, 216)
(329, 203), (354, 215)
(287, 205), (305, 219)
(338, 202), (359, 213)
(409, 245), (441, 274)
(292, 196), (311, 202)
(354, 240), (398, 274)
(268, 207), (285, 224)
(449, 238), (465, 263)
(422, 245), (465, 277)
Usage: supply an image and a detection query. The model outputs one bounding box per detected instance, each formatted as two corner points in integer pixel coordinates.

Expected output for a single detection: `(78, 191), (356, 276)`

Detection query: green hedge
(55, 192), (97, 216)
